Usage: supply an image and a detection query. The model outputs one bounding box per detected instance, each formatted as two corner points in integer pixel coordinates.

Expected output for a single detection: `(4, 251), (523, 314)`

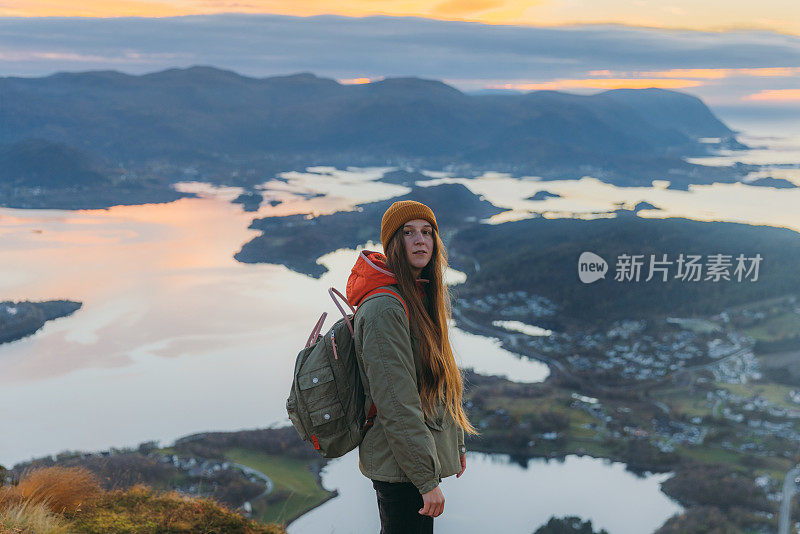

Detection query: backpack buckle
(362, 402), (378, 431)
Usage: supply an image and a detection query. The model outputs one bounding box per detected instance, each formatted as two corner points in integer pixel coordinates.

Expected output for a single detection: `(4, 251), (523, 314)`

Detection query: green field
(675, 443), (794, 481)
(758, 350), (800, 387)
(753, 456), (795, 481)
(224, 448), (332, 525)
(484, 394), (580, 419)
(480, 388), (628, 459)
(743, 310), (800, 342)
(673, 444), (745, 466)
(652, 386), (716, 418)
(717, 381), (800, 411)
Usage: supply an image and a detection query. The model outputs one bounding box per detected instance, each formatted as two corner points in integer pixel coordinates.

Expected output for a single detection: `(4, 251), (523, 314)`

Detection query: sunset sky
(3, 0), (798, 36)
(1, 2), (799, 113)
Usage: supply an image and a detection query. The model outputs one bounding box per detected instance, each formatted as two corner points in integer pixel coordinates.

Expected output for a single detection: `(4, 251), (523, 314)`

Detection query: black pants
(372, 480), (434, 534)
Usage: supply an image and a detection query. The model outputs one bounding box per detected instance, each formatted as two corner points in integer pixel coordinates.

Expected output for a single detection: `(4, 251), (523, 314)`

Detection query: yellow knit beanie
(380, 200), (438, 251)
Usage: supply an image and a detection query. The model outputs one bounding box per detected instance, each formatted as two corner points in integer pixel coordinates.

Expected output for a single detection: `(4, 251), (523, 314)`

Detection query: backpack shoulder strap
(358, 286), (409, 320)
(354, 286), (408, 432)
(357, 285), (406, 432)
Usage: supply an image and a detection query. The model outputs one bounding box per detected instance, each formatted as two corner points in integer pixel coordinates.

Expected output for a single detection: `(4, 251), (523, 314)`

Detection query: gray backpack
(286, 286), (408, 458)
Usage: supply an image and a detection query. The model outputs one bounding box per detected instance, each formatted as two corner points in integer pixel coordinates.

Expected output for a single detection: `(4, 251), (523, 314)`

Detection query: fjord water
(1, 119), (797, 531)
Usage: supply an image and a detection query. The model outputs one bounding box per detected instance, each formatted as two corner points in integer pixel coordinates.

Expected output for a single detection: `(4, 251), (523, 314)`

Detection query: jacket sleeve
(458, 425), (466, 455)
(362, 306), (440, 494)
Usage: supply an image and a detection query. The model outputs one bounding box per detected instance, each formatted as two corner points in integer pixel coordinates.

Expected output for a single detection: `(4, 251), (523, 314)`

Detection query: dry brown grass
(0, 486), (23, 510)
(0, 500), (72, 534)
(5, 467), (102, 515)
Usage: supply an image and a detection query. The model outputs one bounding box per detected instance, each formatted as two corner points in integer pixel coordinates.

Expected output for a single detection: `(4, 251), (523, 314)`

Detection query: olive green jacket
(354, 288), (466, 495)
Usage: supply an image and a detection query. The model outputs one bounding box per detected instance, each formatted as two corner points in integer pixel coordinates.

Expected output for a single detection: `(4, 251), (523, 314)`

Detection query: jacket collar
(346, 250), (428, 307)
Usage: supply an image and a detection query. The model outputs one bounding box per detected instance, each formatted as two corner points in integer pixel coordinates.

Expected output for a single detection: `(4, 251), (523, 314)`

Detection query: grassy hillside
(224, 448), (332, 525)
(0, 466), (285, 534)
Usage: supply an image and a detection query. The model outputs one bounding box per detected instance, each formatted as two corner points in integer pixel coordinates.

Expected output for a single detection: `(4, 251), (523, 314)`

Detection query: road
(779, 465), (800, 534)
(685, 346), (752, 373)
(231, 461), (274, 500)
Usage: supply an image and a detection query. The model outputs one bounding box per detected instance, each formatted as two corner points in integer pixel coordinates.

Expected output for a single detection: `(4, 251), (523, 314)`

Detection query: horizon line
(1, 12), (799, 39)
(7, 66), (800, 107)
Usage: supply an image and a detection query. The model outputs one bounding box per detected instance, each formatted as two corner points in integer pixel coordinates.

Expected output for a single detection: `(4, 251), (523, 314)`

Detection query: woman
(345, 200), (477, 533)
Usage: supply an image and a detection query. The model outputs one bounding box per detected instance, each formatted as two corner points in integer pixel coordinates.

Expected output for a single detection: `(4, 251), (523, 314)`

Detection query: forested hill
(0, 139), (109, 187)
(1, 66), (738, 179)
(450, 213), (800, 324)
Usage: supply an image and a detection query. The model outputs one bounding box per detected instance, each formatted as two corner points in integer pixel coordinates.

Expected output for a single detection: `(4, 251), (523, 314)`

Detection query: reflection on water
(411, 126), (800, 230)
(450, 325), (550, 384)
(417, 175), (800, 233)
(686, 133), (800, 167)
(288, 450), (682, 534)
(175, 166), (409, 220)
(0, 194), (320, 464)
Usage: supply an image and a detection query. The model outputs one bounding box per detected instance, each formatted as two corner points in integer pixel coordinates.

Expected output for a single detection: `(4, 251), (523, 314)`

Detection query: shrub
(15, 466), (102, 514)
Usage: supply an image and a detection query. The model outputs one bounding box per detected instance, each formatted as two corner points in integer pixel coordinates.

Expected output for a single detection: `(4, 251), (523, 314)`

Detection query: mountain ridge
(1, 66), (740, 181)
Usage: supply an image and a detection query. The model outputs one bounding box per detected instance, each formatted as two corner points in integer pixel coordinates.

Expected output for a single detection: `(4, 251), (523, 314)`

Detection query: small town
(453, 290), (800, 532)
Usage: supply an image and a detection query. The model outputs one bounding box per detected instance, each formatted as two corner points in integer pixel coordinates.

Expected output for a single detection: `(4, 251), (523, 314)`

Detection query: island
(234, 182), (504, 277)
(0, 299), (82, 344)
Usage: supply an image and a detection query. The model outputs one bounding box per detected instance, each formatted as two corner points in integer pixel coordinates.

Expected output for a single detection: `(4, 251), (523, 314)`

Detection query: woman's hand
(419, 486), (445, 517)
(456, 453), (466, 478)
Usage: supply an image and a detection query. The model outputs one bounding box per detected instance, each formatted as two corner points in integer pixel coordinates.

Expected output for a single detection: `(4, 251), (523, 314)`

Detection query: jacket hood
(346, 250), (398, 307)
(345, 250), (429, 307)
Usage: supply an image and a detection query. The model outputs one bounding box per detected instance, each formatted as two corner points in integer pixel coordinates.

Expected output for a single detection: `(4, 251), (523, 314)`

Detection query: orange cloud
(339, 77), (375, 84)
(744, 89), (800, 101)
(490, 78), (704, 90)
(0, 0), (193, 17)
(432, 0), (504, 16)
(0, 0), (545, 23)
(0, 0), (798, 38)
(587, 67), (800, 79)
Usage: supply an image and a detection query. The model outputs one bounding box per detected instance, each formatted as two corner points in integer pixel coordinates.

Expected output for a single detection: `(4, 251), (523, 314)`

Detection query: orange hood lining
(345, 250), (429, 308)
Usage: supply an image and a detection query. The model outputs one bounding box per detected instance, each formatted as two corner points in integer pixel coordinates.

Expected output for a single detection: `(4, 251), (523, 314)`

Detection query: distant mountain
(598, 88), (735, 139)
(0, 66), (741, 180)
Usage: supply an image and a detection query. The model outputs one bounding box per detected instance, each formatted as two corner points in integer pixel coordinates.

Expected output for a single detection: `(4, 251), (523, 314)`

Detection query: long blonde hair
(385, 227), (477, 436)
